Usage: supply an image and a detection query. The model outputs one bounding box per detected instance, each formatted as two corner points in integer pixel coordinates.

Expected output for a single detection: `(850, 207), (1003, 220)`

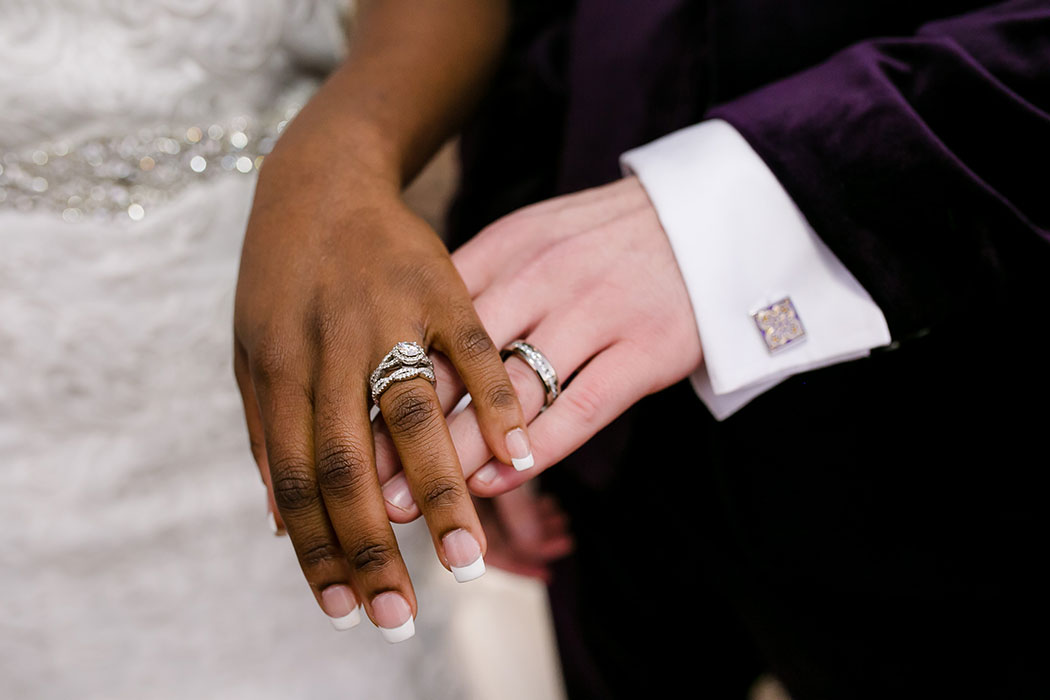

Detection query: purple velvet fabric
(707, 1), (1050, 340)
(446, 2), (1050, 697)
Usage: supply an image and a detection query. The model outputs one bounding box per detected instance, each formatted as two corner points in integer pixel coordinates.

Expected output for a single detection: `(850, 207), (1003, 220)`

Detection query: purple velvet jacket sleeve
(706, 0), (1050, 341)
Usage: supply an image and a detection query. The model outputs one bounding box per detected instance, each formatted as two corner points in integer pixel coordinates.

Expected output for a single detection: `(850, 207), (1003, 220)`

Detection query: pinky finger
(233, 341), (286, 535)
(467, 341), (650, 497)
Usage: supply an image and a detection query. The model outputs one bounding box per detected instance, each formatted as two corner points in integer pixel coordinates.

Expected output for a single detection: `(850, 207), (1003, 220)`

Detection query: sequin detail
(0, 100), (304, 223)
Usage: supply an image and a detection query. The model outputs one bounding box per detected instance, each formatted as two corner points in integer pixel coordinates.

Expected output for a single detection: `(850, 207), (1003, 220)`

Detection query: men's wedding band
(500, 340), (559, 411)
(370, 341), (436, 408)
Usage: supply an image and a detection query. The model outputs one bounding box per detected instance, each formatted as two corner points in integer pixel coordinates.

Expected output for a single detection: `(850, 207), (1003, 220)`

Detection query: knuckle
(419, 474), (465, 511)
(504, 361), (536, 393)
(298, 539), (345, 570)
(304, 299), (348, 356)
(350, 540), (398, 574)
(390, 256), (444, 295)
(505, 362), (545, 408)
(271, 461), (321, 512)
(482, 380), (518, 412)
(525, 245), (563, 285)
(315, 438), (370, 499)
(564, 383), (604, 427)
(249, 333), (293, 387)
(384, 386), (437, 435)
(453, 323), (495, 363)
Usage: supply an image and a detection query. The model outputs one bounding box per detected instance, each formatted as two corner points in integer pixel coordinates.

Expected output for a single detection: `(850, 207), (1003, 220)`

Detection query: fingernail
(442, 528), (485, 583)
(473, 462), (501, 486)
(266, 507), (286, 536)
(382, 475), (415, 513)
(372, 592), (415, 643)
(321, 584), (362, 631)
(505, 428), (534, 471)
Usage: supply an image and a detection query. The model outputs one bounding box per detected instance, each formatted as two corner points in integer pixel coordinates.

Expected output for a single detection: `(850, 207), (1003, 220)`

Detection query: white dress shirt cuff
(620, 119), (892, 420)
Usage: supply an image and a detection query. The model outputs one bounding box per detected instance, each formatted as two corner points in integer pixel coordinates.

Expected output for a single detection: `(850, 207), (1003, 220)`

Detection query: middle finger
(313, 354), (418, 643)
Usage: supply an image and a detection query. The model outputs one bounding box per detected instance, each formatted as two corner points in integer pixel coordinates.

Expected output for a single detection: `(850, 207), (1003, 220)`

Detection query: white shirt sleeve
(620, 119), (892, 420)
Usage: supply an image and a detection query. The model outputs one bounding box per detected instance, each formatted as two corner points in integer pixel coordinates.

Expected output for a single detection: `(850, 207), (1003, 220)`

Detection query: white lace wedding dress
(0, 3), (514, 698)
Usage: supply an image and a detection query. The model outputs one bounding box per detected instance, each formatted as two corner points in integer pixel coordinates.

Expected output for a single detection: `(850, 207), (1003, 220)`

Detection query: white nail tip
(451, 556), (487, 583)
(328, 607), (362, 631)
(266, 510), (277, 534)
(511, 454), (534, 471)
(379, 617), (416, 643)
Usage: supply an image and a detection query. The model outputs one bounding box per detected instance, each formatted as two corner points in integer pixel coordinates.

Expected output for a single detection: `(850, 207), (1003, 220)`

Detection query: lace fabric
(0, 0), (352, 220)
(0, 0), (350, 148)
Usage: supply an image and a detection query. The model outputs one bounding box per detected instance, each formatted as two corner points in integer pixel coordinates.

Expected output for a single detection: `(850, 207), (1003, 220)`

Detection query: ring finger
(467, 308), (612, 484)
(380, 307), (607, 521)
(373, 337), (488, 584)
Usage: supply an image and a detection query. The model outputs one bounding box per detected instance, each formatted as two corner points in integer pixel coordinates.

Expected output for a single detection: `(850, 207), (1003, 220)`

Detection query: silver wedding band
(370, 341), (436, 408)
(501, 340), (560, 411)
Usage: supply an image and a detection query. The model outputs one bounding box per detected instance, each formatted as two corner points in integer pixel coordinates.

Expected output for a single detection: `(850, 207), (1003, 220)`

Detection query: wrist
(262, 110), (402, 189)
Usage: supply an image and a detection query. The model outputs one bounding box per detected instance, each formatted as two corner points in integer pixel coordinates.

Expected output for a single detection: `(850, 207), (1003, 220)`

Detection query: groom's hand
(375, 176), (703, 511)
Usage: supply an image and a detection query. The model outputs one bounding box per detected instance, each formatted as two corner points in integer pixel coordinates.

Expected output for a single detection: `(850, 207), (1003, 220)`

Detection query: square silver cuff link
(753, 297), (806, 353)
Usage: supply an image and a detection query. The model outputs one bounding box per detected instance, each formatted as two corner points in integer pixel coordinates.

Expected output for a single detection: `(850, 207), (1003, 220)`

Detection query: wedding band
(370, 341), (436, 407)
(500, 340), (559, 411)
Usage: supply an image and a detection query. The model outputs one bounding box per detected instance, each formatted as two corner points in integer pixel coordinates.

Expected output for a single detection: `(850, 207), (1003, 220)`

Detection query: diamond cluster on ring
(369, 341), (436, 407)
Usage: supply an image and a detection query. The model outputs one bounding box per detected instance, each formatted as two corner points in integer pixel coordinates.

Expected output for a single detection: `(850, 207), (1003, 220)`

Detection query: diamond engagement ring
(370, 341), (437, 408)
(500, 340), (560, 411)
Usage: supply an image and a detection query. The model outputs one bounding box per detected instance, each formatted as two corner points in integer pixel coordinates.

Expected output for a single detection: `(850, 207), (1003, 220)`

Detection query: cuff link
(752, 297), (806, 353)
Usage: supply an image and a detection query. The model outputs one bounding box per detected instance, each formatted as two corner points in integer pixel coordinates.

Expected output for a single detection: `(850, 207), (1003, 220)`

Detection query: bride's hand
(232, 151), (533, 639)
(375, 176), (702, 512)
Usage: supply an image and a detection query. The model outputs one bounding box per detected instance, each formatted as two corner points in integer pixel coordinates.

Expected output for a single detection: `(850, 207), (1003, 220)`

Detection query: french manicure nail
(372, 592), (415, 643)
(383, 476), (415, 513)
(442, 528), (485, 583)
(321, 585), (362, 631)
(473, 463), (501, 486)
(505, 427), (534, 471)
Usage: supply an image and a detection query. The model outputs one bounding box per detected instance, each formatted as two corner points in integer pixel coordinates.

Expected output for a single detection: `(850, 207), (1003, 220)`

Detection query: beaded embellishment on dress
(0, 90), (309, 223)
